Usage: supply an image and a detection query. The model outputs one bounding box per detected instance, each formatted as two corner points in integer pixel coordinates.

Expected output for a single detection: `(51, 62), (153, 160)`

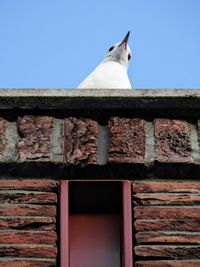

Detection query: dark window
(60, 180), (133, 267)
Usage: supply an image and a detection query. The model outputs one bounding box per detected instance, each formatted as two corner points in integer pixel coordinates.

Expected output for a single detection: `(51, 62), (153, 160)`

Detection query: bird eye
(108, 46), (114, 52)
(128, 54), (131, 60)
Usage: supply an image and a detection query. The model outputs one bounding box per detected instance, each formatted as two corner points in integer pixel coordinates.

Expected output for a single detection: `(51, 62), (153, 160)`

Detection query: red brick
(0, 179), (58, 191)
(136, 260), (200, 267)
(134, 193), (200, 206)
(0, 191), (57, 204)
(0, 217), (55, 231)
(197, 120), (200, 151)
(154, 119), (192, 163)
(133, 181), (200, 193)
(0, 204), (56, 217)
(134, 206), (200, 220)
(0, 231), (57, 245)
(108, 117), (145, 163)
(136, 232), (200, 244)
(17, 116), (53, 161)
(63, 117), (98, 165)
(0, 178), (57, 265)
(0, 245), (56, 258)
(135, 245), (200, 259)
(0, 261), (55, 267)
(134, 219), (200, 232)
(0, 118), (6, 159)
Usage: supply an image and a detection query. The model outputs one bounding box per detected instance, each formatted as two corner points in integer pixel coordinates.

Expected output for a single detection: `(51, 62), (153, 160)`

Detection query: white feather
(77, 32), (132, 89)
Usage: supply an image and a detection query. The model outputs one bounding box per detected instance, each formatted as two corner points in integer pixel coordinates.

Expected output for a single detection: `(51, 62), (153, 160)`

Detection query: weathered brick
(0, 245), (56, 258)
(0, 204), (56, 217)
(17, 116), (53, 161)
(133, 181), (200, 193)
(134, 193), (200, 206)
(0, 191), (57, 204)
(108, 117), (145, 163)
(0, 179), (58, 191)
(136, 232), (200, 244)
(0, 231), (57, 245)
(0, 180), (57, 264)
(154, 119), (192, 163)
(0, 118), (6, 159)
(0, 217), (56, 231)
(136, 260), (200, 267)
(134, 219), (200, 232)
(0, 260), (55, 267)
(135, 246), (200, 259)
(197, 120), (200, 153)
(134, 206), (200, 220)
(63, 117), (98, 165)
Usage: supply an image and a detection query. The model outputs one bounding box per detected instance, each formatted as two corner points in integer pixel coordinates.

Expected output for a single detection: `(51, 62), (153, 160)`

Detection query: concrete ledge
(0, 88), (199, 105)
(0, 88), (200, 119)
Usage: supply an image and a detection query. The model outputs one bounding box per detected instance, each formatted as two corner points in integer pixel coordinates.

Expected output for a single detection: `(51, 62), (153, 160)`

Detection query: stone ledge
(0, 89), (200, 116)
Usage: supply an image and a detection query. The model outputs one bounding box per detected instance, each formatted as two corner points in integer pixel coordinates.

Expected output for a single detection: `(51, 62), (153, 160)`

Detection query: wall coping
(1, 88), (200, 119)
(0, 88), (200, 105)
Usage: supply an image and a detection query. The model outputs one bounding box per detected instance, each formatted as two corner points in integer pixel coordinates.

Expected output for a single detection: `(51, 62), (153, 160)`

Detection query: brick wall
(0, 179), (58, 266)
(0, 89), (200, 267)
(1, 178), (200, 266)
(0, 114), (200, 266)
(133, 180), (200, 267)
(0, 115), (198, 167)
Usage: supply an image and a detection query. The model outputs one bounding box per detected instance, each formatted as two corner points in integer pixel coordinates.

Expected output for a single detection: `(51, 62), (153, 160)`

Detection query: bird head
(103, 31), (132, 69)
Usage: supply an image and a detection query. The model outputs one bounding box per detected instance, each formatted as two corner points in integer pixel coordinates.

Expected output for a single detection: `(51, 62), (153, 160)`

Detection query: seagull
(77, 31), (132, 89)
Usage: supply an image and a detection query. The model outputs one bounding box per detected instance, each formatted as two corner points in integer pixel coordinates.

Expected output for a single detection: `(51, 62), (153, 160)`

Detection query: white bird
(77, 31), (132, 89)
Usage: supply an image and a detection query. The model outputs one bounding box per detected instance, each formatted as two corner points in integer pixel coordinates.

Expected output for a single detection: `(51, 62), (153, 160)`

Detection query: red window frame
(60, 180), (133, 267)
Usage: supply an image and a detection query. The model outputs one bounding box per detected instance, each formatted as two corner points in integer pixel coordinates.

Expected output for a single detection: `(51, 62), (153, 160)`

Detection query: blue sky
(0, 0), (200, 89)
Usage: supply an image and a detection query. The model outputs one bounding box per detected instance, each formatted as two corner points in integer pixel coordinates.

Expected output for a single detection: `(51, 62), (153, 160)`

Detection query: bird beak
(119, 31), (130, 48)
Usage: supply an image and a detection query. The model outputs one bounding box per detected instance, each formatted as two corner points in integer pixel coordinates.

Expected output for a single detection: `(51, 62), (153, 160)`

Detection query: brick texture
(17, 116), (53, 161)
(0, 115), (197, 165)
(108, 117), (145, 163)
(0, 217), (56, 231)
(133, 181), (200, 266)
(0, 179), (58, 266)
(154, 119), (192, 163)
(197, 120), (200, 151)
(0, 179), (58, 191)
(63, 117), (98, 165)
(0, 261), (55, 267)
(135, 260), (200, 267)
(0, 118), (6, 159)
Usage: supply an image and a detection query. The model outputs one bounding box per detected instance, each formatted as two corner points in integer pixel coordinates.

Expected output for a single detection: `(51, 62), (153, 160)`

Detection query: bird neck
(101, 57), (128, 71)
